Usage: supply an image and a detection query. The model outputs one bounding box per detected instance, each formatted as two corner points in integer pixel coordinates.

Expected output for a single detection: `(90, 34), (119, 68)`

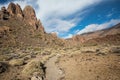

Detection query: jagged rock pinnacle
(7, 2), (23, 18)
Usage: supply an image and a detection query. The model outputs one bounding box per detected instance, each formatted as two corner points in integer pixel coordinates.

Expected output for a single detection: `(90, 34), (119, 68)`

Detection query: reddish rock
(7, 2), (16, 16)
(0, 6), (9, 20)
(37, 19), (45, 33)
(15, 4), (23, 18)
(51, 32), (57, 38)
(23, 5), (45, 33)
(72, 35), (85, 43)
(23, 5), (37, 29)
(7, 2), (23, 18)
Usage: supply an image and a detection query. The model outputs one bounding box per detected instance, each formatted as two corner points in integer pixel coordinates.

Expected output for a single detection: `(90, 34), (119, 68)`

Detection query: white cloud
(107, 13), (113, 18)
(45, 19), (76, 33)
(63, 34), (73, 39)
(77, 19), (120, 34)
(36, 0), (102, 34)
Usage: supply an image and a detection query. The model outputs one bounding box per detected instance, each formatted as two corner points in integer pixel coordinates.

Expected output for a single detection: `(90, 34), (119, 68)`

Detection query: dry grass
(9, 59), (24, 66)
(22, 59), (44, 76)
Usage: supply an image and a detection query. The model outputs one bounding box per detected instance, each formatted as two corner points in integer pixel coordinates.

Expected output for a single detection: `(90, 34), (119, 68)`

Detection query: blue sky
(0, 0), (120, 38)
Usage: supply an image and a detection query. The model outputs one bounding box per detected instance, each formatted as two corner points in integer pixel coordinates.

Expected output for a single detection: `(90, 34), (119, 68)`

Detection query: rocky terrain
(0, 3), (120, 80)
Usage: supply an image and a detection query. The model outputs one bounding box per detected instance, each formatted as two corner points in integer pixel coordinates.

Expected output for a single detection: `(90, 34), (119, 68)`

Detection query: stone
(0, 6), (9, 20)
(7, 2), (16, 16)
(7, 2), (23, 18)
(0, 62), (8, 73)
(31, 76), (42, 80)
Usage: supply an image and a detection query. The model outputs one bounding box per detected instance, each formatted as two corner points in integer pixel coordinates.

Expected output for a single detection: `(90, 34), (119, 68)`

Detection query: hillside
(67, 23), (120, 46)
(0, 3), (65, 50)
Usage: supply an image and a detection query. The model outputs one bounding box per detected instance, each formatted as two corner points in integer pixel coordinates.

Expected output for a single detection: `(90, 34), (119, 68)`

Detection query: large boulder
(0, 62), (8, 73)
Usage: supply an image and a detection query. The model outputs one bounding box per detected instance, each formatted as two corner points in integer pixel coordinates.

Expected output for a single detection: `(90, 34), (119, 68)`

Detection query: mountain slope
(67, 23), (120, 46)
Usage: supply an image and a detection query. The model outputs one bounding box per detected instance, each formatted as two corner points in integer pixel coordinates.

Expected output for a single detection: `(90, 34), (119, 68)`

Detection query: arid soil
(58, 52), (120, 80)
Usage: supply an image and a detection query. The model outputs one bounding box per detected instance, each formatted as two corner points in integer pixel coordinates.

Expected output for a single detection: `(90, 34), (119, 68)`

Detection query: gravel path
(45, 55), (63, 80)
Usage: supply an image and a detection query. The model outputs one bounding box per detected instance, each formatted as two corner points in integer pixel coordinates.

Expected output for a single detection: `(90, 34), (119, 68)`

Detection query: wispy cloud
(107, 13), (113, 18)
(63, 34), (73, 39)
(36, 0), (102, 34)
(77, 19), (120, 34)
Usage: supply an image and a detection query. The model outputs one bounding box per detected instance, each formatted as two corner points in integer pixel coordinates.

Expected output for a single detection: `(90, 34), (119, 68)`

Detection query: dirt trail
(45, 55), (64, 80)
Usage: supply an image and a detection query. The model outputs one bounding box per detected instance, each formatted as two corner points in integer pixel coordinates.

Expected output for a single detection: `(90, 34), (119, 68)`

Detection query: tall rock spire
(23, 5), (45, 32)
(7, 2), (23, 18)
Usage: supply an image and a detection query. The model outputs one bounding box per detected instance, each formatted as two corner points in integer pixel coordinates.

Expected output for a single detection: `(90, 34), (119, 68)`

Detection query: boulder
(0, 62), (8, 73)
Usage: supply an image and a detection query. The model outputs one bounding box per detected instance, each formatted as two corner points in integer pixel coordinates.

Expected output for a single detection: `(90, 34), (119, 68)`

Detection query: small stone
(31, 76), (42, 80)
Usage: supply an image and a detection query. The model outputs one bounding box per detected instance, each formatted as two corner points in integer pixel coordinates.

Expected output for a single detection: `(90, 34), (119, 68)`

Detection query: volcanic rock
(7, 2), (23, 18)
(23, 5), (37, 29)
(0, 6), (9, 20)
(7, 2), (16, 16)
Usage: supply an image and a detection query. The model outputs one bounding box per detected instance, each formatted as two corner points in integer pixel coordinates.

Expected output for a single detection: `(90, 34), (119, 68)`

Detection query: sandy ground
(58, 53), (120, 80)
(45, 55), (64, 80)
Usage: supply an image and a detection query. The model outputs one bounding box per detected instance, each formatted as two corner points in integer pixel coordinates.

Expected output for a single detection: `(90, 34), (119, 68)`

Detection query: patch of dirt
(58, 53), (120, 80)
(45, 55), (64, 80)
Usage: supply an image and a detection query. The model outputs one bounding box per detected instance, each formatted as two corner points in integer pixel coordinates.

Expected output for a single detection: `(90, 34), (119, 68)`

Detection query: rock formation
(0, 2), (45, 33)
(72, 35), (85, 43)
(7, 2), (23, 18)
(0, 7), (9, 20)
(23, 5), (44, 31)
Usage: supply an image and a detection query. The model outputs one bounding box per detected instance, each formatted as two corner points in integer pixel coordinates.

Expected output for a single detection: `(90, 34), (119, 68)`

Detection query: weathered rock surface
(0, 62), (8, 73)
(0, 6), (9, 20)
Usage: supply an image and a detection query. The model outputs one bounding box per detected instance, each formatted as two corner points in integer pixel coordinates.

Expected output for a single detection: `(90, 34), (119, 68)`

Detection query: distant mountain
(67, 23), (120, 46)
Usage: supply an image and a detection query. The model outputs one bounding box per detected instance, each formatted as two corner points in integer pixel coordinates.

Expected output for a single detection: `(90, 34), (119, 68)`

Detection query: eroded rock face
(0, 7), (9, 20)
(36, 19), (45, 33)
(72, 35), (85, 43)
(15, 4), (24, 18)
(7, 2), (16, 16)
(23, 5), (37, 29)
(23, 6), (45, 33)
(23, 5), (45, 32)
(7, 2), (23, 18)
(23, 5), (36, 20)
(1, 2), (45, 34)
(51, 32), (57, 38)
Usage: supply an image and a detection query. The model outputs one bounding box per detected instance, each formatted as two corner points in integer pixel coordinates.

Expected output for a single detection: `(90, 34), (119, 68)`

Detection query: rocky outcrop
(51, 32), (57, 38)
(7, 2), (23, 18)
(23, 5), (44, 31)
(0, 2), (45, 32)
(7, 3), (16, 16)
(36, 19), (45, 33)
(23, 5), (37, 30)
(0, 2), (45, 33)
(15, 4), (24, 18)
(0, 7), (9, 20)
(72, 35), (85, 43)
